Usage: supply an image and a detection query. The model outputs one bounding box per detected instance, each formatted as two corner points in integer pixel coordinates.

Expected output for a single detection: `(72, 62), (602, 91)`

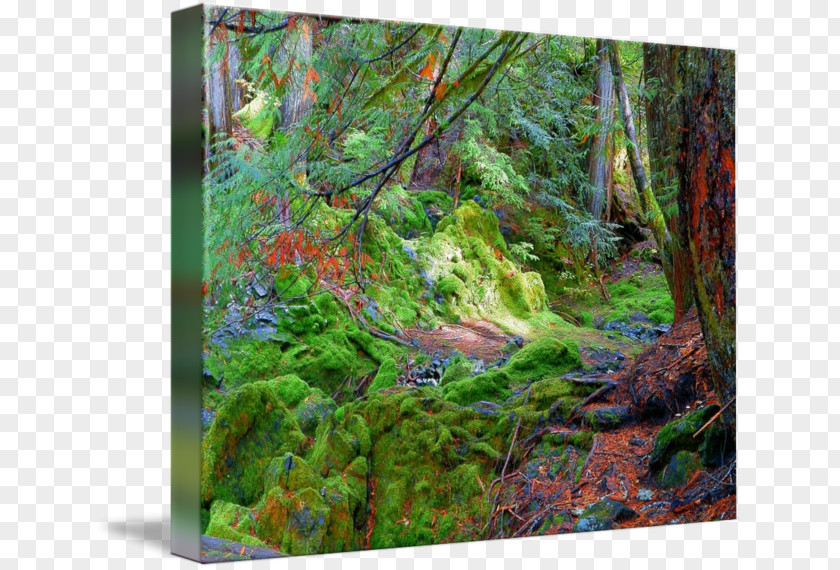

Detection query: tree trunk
(278, 17), (314, 188)
(586, 40), (616, 291)
(587, 39), (615, 219)
(644, 44), (694, 323)
(203, 9), (244, 168)
(676, 47), (736, 424)
(607, 40), (674, 300)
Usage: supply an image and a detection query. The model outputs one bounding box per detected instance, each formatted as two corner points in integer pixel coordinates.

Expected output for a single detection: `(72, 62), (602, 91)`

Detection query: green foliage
(606, 273), (675, 324)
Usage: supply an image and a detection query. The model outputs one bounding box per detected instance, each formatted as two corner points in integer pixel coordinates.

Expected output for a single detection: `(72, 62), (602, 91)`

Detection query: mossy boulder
(201, 380), (306, 506)
(656, 450), (701, 488)
(354, 390), (498, 549)
(504, 337), (581, 384)
(573, 499), (637, 533)
(698, 422), (733, 468)
(264, 453), (321, 494)
(367, 356), (398, 393)
(440, 356), (471, 385)
(649, 404), (719, 471)
(441, 369), (511, 406)
(310, 412), (371, 478)
(417, 201), (549, 333)
(256, 486), (332, 555)
(205, 501), (263, 547)
(293, 390), (337, 437)
(274, 374), (312, 408)
(436, 201), (510, 257)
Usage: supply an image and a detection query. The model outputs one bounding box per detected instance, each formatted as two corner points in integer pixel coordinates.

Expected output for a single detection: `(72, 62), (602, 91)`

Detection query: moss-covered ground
(200, 194), (696, 555)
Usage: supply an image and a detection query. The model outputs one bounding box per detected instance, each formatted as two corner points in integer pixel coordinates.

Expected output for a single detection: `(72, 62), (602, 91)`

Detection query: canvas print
(178, 4), (735, 562)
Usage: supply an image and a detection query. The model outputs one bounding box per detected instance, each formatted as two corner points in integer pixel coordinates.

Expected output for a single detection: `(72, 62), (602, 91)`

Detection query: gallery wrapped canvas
(172, 4), (736, 562)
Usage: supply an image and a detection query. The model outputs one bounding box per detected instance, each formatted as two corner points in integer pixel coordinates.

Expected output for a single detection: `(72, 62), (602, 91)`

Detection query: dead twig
(564, 380), (617, 426)
(692, 396), (735, 439)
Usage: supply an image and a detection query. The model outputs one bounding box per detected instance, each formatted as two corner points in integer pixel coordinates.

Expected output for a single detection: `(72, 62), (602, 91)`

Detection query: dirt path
(405, 320), (513, 362)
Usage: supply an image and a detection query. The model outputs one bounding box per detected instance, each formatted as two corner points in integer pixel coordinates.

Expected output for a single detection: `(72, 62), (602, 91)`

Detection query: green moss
(656, 450), (701, 488)
(416, 190), (453, 214)
(606, 273), (675, 325)
(440, 356), (471, 385)
(441, 370), (511, 406)
(649, 405), (719, 470)
(205, 501), (264, 547)
(264, 453), (319, 492)
(504, 337), (582, 384)
(373, 185), (433, 238)
(274, 374), (312, 408)
(201, 380), (305, 507)
(293, 390), (337, 437)
(367, 356), (398, 393)
(436, 201), (510, 257)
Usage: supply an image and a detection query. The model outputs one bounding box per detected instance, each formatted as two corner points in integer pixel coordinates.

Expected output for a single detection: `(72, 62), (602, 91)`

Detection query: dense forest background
(197, 8), (735, 561)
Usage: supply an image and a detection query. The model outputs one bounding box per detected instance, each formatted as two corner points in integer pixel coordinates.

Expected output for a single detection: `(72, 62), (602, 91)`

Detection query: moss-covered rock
(504, 337), (582, 384)
(416, 201), (550, 333)
(274, 374), (312, 408)
(573, 499), (637, 532)
(367, 356), (398, 393)
(205, 501), (264, 547)
(440, 356), (471, 385)
(649, 404), (719, 471)
(264, 453), (321, 494)
(201, 380), (306, 507)
(293, 390), (337, 437)
(656, 450), (701, 488)
(441, 370), (511, 406)
(698, 422), (733, 468)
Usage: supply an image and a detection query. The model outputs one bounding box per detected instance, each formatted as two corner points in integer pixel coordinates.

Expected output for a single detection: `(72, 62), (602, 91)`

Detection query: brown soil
(405, 320), (512, 362)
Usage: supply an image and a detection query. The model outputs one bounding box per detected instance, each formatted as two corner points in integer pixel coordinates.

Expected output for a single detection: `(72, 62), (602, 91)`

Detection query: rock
(698, 422), (734, 468)
(200, 535), (284, 562)
(582, 406), (633, 431)
(636, 488), (654, 501)
(471, 360), (486, 376)
(656, 450), (701, 488)
(511, 335), (524, 348)
(573, 499), (638, 532)
(649, 404), (719, 471)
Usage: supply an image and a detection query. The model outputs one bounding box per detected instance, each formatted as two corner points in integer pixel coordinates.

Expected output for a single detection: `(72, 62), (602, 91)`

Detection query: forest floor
(486, 308), (735, 539)
(199, 199), (735, 560)
(406, 320), (511, 363)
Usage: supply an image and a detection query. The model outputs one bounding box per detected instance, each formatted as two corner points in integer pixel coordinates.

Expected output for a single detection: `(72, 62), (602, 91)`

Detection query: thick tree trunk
(607, 40), (674, 301)
(203, 9), (244, 167)
(644, 44), (694, 323)
(279, 18), (313, 130)
(587, 39), (615, 219)
(676, 47), (736, 424)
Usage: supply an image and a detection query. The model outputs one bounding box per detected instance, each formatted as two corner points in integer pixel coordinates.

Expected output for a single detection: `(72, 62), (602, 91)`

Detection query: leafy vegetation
(197, 7), (736, 558)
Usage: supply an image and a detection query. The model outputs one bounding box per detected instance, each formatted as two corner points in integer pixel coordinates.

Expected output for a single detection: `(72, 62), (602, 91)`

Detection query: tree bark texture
(676, 46), (736, 423)
(643, 43), (694, 323)
(587, 39), (615, 219)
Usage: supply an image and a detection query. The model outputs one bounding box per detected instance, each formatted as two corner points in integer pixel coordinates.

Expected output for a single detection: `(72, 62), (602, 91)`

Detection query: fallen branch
(692, 396), (735, 439)
(564, 380), (617, 426)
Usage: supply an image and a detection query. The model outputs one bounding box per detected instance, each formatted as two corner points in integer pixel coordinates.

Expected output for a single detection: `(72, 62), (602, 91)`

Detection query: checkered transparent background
(0, 0), (836, 567)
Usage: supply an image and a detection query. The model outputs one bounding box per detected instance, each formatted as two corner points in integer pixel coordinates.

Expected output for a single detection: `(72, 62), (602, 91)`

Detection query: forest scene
(198, 7), (736, 561)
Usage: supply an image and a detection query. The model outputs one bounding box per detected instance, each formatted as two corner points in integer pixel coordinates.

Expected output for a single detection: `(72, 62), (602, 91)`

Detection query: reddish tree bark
(676, 46), (736, 423)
